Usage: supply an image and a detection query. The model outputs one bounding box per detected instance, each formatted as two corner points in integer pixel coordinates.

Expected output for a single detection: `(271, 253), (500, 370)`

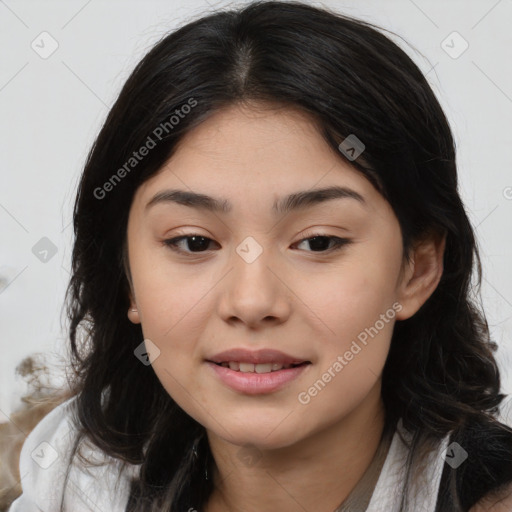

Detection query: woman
(8, 1), (512, 510)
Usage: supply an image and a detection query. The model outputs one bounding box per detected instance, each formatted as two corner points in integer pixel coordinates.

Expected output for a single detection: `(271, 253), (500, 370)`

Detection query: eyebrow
(145, 185), (365, 216)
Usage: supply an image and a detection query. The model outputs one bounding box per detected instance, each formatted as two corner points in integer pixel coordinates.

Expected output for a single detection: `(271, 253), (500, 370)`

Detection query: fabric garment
(365, 421), (450, 512)
(9, 396), (140, 512)
(335, 420), (450, 512)
(9, 396), (450, 512)
(334, 426), (393, 511)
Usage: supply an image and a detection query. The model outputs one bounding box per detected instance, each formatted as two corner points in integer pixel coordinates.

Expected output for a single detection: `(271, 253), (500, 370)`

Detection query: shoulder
(469, 484), (512, 511)
(8, 395), (78, 511)
(442, 417), (512, 511)
(8, 394), (138, 512)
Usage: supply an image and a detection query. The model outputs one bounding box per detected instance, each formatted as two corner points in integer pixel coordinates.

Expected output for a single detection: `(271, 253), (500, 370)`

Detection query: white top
(366, 423), (449, 512)
(9, 396), (450, 512)
(9, 396), (140, 512)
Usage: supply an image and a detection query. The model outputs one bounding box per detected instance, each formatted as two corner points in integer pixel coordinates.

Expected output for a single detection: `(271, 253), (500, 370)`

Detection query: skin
(471, 488), (512, 512)
(126, 101), (445, 512)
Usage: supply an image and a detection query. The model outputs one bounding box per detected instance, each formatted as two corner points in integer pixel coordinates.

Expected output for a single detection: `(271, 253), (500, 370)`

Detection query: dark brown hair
(62, 1), (512, 510)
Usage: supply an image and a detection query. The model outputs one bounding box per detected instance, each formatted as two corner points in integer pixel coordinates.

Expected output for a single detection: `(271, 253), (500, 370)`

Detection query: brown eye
(164, 235), (218, 254)
(163, 233), (351, 256)
(295, 234), (351, 253)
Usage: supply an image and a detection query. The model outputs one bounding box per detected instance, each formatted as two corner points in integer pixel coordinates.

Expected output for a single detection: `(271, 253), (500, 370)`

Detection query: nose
(216, 241), (292, 329)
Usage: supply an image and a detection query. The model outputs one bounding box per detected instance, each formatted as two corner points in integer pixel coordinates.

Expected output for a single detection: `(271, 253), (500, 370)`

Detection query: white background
(1, 0), (511, 422)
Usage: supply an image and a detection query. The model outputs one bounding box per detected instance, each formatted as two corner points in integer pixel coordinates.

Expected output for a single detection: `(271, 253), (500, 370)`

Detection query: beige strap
(334, 427), (393, 512)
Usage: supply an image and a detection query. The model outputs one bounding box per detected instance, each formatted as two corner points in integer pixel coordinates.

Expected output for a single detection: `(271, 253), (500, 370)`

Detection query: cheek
(129, 253), (216, 404)
(294, 269), (396, 426)
(131, 246), (215, 342)
(291, 241), (401, 402)
(296, 254), (400, 345)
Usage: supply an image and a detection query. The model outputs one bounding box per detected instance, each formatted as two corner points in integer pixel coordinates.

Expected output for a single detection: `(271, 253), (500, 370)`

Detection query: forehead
(170, 101), (334, 168)
(134, 102), (376, 206)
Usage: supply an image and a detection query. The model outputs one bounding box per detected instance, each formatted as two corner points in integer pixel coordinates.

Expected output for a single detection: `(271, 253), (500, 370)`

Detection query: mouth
(209, 361), (311, 373)
(205, 360), (312, 394)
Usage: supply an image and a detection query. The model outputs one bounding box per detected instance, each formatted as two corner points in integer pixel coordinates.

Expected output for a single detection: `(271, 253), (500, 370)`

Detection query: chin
(216, 423), (305, 451)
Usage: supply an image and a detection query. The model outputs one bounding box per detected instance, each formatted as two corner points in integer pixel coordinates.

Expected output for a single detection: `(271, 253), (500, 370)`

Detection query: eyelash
(162, 232), (351, 256)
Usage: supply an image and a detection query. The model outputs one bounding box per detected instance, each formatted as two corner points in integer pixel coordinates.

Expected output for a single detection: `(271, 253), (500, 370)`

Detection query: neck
(205, 381), (386, 512)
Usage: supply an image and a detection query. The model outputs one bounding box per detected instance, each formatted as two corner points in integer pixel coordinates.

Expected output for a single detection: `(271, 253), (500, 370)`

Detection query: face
(126, 102), (411, 450)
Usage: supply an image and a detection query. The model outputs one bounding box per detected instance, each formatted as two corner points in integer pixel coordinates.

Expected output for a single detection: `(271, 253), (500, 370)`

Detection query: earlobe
(127, 292), (141, 324)
(127, 305), (141, 324)
(123, 246), (140, 324)
(395, 232), (446, 321)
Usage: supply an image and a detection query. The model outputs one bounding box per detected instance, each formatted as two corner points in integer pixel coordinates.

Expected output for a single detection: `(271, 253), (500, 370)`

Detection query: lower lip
(206, 362), (310, 395)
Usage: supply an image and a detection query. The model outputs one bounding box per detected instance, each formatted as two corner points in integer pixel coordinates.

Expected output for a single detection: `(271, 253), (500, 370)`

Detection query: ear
(123, 241), (141, 324)
(395, 231), (446, 321)
(127, 301), (141, 324)
(127, 288), (141, 325)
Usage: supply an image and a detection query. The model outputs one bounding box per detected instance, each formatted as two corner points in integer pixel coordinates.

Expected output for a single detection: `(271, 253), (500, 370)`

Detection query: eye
(163, 232), (351, 256)
(163, 234), (219, 254)
(294, 233), (351, 253)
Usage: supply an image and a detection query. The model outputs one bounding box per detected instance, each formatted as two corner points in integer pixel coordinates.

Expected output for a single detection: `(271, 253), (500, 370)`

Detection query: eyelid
(293, 230), (352, 252)
(162, 234), (218, 255)
(162, 230), (351, 256)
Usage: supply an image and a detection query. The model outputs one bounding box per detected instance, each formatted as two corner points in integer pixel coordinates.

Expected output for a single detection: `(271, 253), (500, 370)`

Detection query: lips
(206, 348), (310, 366)
(216, 361), (306, 373)
(206, 360), (311, 394)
